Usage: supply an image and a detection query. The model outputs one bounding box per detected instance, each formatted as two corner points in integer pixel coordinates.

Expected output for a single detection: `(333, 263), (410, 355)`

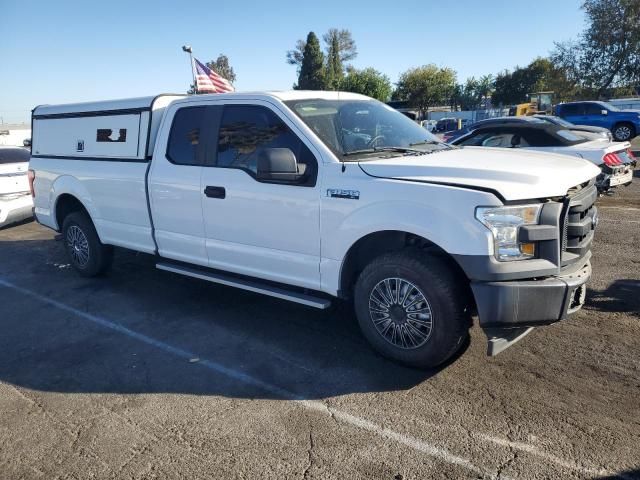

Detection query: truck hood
(358, 147), (600, 201)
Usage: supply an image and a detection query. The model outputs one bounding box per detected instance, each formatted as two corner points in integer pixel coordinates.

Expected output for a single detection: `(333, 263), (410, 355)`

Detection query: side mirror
(257, 148), (301, 182)
(23, 139), (31, 147)
(601, 109), (608, 116)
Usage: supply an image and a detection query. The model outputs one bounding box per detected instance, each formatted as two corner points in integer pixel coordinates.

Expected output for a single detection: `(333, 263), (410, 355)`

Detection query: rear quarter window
(0, 148), (30, 164)
(166, 107), (206, 165)
(555, 129), (585, 143)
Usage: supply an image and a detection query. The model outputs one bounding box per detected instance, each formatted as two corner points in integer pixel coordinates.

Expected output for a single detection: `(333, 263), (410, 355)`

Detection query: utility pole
(182, 45), (197, 94)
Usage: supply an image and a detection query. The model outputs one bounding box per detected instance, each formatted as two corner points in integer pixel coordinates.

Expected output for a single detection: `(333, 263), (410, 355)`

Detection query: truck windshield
(285, 99), (447, 159)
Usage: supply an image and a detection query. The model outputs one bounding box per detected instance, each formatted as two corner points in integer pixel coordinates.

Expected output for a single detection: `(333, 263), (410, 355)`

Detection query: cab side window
(216, 105), (317, 186)
(166, 107), (206, 165)
(560, 104), (583, 116)
(585, 103), (605, 115)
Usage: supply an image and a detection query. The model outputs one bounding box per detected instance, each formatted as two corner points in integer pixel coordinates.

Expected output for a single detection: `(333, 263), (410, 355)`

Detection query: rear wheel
(62, 211), (113, 277)
(354, 250), (471, 368)
(612, 122), (635, 142)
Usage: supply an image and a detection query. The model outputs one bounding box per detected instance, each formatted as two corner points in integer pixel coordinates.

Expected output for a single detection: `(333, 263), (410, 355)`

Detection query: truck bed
(29, 94), (184, 253)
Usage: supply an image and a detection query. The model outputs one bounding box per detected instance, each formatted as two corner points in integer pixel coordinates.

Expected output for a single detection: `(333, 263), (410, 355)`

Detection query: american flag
(193, 58), (235, 93)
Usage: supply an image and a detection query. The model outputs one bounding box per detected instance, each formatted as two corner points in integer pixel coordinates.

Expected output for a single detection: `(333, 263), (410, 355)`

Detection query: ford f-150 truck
(29, 91), (601, 368)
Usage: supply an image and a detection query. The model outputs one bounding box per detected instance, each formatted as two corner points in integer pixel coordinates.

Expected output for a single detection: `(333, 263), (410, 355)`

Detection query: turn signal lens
(520, 243), (535, 256)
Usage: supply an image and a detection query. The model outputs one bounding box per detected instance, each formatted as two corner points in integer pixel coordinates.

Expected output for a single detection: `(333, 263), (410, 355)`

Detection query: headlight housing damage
(476, 204), (542, 261)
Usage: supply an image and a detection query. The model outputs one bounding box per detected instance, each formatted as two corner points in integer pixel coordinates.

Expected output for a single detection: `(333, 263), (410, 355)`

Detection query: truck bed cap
(33, 95), (185, 117)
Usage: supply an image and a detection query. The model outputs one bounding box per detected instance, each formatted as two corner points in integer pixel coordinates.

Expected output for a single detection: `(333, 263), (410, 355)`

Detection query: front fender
(325, 198), (495, 263)
(317, 162), (509, 295)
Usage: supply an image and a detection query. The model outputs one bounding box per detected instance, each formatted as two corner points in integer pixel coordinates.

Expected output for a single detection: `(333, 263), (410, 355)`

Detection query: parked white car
(450, 118), (635, 192)
(421, 119), (437, 132)
(29, 91), (600, 368)
(0, 146), (33, 228)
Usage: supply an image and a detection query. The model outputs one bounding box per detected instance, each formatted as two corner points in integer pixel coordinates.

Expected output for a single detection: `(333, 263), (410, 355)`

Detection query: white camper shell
(32, 95), (185, 161)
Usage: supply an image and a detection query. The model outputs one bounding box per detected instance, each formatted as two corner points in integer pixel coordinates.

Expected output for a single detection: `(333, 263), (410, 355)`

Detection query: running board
(156, 262), (331, 310)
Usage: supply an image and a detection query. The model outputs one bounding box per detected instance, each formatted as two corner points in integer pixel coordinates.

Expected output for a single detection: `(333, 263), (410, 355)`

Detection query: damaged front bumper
(471, 261), (591, 356)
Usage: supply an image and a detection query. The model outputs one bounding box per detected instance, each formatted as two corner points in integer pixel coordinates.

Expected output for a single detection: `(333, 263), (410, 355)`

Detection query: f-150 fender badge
(327, 189), (360, 200)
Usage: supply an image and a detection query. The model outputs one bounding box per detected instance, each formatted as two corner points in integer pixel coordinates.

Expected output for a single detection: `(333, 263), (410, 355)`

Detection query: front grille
(561, 183), (598, 267)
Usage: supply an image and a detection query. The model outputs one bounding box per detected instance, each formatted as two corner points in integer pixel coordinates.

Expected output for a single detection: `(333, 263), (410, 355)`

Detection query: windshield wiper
(343, 146), (425, 157)
(409, 139), (456, 149)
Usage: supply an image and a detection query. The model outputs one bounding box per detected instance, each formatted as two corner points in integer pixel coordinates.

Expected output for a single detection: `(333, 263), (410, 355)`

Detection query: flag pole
(182, 45), (197, 94)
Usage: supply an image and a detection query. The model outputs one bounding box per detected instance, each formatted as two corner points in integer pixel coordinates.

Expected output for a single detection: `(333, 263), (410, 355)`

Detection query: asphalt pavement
(0, 179), (639, 480)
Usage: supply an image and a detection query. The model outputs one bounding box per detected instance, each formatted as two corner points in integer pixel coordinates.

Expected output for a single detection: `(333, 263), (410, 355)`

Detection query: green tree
(296, 32), (326, 90)
(552, 0), (640, 97)
(287, 28), (357, 88)
(188, 53), (236, 94)
(339, 67), (392, 101)
(325, 34), (344, 90)
(492, 58), (572, 105)
(394, 65), (457, 115)
(451, 75), (494, 110)
(209, 54), (236, 83)
(286, 39), (307, 72)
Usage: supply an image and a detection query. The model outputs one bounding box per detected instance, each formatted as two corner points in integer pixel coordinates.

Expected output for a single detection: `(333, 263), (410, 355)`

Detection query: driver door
(199, 101), (322, 290)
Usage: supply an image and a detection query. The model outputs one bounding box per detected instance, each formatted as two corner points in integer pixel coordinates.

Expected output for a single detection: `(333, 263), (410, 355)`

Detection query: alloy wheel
(614, 125), (632, 141)
(66, 225), (90, 267)
(368, 278), (434, 349)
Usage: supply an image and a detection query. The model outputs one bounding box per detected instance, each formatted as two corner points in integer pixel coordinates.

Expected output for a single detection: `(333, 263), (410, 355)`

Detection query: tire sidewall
(354, 255), (465, 367)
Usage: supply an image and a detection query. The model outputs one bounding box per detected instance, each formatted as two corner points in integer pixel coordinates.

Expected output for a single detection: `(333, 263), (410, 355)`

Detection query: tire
(612, 122), (635, 142)
(354, 250), (471, 368)
(62, 211), (113, 277)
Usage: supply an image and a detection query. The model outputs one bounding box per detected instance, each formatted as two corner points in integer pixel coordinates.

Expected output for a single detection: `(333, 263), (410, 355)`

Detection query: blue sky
(0, 0), (585, 123)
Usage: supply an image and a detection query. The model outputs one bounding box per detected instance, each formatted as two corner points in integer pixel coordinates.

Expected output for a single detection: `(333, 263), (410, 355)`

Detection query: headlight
(475, 204), (542, 261)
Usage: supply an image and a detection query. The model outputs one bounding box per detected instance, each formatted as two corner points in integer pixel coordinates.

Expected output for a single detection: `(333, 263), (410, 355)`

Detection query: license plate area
(609, 170), (633, 186)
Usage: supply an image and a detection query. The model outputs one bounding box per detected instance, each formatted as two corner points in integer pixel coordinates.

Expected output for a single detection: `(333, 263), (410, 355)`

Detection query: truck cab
(556, 100), (640, 142)
(29, 91), (601, 368)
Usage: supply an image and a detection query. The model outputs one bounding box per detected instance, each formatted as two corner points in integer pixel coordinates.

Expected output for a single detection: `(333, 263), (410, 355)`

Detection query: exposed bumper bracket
(485, 327), (534, 356)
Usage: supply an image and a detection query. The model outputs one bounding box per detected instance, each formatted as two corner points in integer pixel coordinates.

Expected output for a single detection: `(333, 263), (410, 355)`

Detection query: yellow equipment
(509, 92), (554, 116)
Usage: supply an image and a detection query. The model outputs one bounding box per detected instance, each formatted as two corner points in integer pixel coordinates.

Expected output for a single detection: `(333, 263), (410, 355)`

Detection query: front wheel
(62, 211), (113, 277)
(612, 123), (635, 142)
(354, 250), (471, 368)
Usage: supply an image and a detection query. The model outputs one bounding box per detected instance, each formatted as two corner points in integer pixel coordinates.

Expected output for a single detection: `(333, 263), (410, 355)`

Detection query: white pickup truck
(29, 91), (601, 368)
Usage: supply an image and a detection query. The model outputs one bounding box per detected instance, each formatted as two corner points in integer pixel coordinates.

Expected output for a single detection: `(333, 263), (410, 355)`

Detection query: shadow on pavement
(586, 280), (640, 317)
(0, 238), (464, 400)
(594, 469), (640, 480)
(0, 216), (34, 231)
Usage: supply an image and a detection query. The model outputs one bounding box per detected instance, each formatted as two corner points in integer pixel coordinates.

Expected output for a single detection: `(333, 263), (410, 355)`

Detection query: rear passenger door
(199, 101), (322, 290)
(148, 105), (210, 267)
(558, 104), (584, 124)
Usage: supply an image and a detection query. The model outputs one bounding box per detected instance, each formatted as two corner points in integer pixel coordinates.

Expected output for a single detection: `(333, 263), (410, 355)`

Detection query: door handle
(204, 186), (226, 199)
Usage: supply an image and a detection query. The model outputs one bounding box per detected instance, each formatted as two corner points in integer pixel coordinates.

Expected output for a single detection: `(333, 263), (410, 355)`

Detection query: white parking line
(598, 218), (640, 224)
(599, 206), (640, 212)
(0, 277), (500, 479)
(0, 277), (620, 479)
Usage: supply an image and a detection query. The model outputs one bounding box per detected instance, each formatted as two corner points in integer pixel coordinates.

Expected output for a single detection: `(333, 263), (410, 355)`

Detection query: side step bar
(156, 262), (331, 310)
